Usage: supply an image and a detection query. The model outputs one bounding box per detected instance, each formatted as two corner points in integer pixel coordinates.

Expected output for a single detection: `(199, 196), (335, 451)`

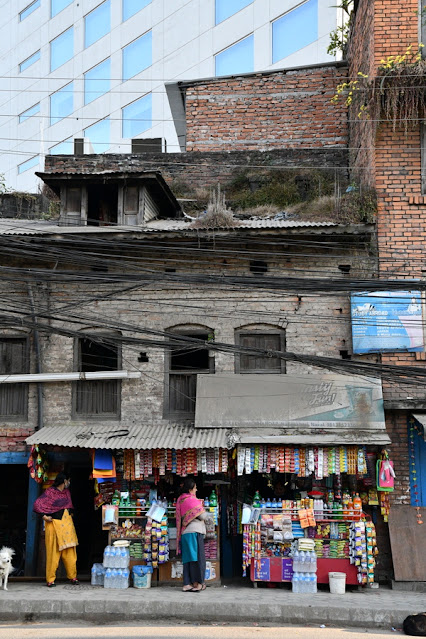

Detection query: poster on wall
(351, 291), (424, 354)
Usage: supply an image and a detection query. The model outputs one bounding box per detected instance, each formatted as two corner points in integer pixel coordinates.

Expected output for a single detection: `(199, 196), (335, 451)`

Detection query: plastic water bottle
(103, 546), (111, 566)
(116, 568), (122, 588)
(91, 565), (97, 585)
(293, 550), (299, 572)
(104, 568), (111, 589)
(292, 572), (299, 593)
(120, 548), (128, 568)
(310, 551), (317, 572)
(123, 568), (129, 589)
(299, 551), (306, 571)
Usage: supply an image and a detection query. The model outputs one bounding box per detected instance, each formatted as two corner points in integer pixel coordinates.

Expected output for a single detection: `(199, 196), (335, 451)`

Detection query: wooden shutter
(169, 373), (197, 415)
(0, 338), (28, 418)
(239, 333), (282, 372)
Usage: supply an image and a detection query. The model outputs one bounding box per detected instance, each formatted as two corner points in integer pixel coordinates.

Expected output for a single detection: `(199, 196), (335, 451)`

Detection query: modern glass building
(1, 0), (337, 191)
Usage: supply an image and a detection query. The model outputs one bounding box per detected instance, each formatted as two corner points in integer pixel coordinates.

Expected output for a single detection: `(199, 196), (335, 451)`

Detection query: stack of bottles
(292, 545), (317, 594)
(90, 563), (105, 586)
(103, 544), (130, 589)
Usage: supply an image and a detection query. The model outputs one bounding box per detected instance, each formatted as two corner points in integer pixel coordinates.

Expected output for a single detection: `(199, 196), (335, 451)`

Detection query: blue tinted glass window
(122, 94), (152, 138)
(85, 1), (110, 48)
(50, 82), (73, 125)
(50, 27), (73, 71)
(51, 0), (73, 17)
(19, 103), (40, 123)
(84, 59), (110, 105)
(123, 0), (151, 21)
(122, 31), (152, 80)
(272, 0), (318, 63)
(84, 118), (110, 153)
(215, 0), (252, 24)
(20, 0), (40, 21)
(19, 50), (40, 72)
(215, 35), (253, 77)
(49, 138), (73, 154)
(18, 155), (39, 174)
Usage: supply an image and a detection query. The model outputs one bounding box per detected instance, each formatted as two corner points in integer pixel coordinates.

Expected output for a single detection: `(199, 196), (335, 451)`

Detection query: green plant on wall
(327, 0), (354, 56)
(332, 44), (426, 132)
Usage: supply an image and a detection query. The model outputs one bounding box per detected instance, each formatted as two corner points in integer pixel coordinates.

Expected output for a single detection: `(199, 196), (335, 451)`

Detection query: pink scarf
(176, 492), (205, 550)
(33, 486), (73, 515)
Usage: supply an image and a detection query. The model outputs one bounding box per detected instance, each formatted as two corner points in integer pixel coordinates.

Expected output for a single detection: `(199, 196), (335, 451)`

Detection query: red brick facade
(183, 64), (349, 151)
(349, 0), (423, 506)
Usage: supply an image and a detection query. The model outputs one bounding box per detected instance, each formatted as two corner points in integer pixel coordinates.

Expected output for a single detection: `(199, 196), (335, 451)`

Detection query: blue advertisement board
(351, 291), (424, 354)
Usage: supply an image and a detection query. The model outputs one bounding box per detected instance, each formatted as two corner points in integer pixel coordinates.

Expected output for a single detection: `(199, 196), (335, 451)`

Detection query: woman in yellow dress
(33, 472), (79, 587)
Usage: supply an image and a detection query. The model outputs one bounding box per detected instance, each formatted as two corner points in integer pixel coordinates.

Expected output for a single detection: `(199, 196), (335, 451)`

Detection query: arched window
(235, 326), (285, 374)
(73, 330), (121, 418)
(164, 325), (215, 420)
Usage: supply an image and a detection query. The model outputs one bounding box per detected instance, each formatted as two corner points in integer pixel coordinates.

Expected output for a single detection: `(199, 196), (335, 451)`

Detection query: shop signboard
(254, 558), (270, 581)
(282, 558), (293, 581)
(195, 373), (386, 439)
(351, 291), (424, 354)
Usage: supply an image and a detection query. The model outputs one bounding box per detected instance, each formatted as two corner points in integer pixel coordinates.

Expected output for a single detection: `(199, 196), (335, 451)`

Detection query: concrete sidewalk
(0, 581), (425, 629)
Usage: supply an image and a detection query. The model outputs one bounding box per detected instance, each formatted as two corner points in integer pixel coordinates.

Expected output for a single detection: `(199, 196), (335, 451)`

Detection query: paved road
(0, 623), (403, 638)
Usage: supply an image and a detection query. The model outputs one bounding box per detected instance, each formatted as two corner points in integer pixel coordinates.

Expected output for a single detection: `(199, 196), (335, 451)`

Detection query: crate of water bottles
(103, 544), (130, 568)
(91, 563), (106, 586)
(104, 567), (130, 589)
(292, 539), (317, 594)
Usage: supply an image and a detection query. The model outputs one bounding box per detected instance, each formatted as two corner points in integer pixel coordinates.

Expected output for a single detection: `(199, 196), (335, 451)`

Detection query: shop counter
(249, 556), (358, 586)
(250, 557), (293, 585)
(316, 558), (358, 585)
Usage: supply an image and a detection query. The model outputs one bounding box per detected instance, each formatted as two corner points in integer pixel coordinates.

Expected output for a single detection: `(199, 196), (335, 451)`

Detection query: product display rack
(108, 506), (221, 585)
(249, 508), (364, 586)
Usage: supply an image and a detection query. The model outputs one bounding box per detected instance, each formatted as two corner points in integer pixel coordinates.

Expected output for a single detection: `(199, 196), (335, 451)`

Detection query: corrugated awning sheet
(26, 423), (228, 450)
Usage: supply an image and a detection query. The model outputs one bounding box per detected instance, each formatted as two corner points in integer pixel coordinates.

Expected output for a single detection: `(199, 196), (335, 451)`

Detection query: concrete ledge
(0, 583), (424, 629)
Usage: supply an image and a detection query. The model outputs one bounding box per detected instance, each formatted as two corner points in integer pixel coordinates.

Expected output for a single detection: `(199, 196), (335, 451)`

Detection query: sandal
(192, 584), (207, 592)
(46, 582), (56, 588)
(182, 586), (194, 592)
(69, 578), (80, 585)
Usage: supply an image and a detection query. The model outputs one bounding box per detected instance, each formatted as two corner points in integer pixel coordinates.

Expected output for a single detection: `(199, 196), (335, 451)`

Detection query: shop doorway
(0, 464), (28, 575)
(69, 464), (108, 574)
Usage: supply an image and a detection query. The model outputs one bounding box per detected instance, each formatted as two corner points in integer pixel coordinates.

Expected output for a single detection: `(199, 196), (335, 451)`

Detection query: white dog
(0, 547), (14, 590)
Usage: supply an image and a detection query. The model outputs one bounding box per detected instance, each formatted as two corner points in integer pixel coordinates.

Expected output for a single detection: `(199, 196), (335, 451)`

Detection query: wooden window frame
(0, 337), (29, 421)
(163, 330), (214, 420)
(72, 335), (121, 420)
(235, 329), (286, 374)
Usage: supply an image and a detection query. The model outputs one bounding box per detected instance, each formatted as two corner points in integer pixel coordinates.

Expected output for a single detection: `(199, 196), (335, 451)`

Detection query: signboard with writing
(282, 558), (293, 581)
(195, 373), (385, 433)
(351, 291), (424, 354)
(254, 558), (270, 581)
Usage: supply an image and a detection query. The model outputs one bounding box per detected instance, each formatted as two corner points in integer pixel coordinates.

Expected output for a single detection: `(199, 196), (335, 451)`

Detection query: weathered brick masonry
(182, 64), (349, 151)
(44, 147), (349, 193)
(349, 0), (424, 506)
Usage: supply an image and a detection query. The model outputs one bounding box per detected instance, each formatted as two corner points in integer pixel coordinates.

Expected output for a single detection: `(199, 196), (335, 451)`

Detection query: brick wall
(0, 234), (374, 448)
(349, 0), (423, 516)
(182, 64), (349, 151)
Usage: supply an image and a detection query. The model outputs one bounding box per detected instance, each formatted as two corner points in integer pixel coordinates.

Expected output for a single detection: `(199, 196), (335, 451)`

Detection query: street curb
(0, 596), (417, 628)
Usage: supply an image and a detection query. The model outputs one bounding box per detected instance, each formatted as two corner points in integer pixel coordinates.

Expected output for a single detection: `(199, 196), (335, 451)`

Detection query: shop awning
(411, 413), (426, 441)
(26, 422), (228, 450)
(195, 373), (390, 445)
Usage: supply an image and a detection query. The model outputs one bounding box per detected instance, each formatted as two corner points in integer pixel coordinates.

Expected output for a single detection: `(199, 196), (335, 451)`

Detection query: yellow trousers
(45, 519), (77, 583)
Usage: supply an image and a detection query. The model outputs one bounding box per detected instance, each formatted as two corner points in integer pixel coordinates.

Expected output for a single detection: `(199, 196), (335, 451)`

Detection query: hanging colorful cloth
(27, 445), (49, 483)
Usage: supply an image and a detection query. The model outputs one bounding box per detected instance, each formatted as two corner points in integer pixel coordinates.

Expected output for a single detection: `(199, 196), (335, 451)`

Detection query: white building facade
(0, 0), (337, 192)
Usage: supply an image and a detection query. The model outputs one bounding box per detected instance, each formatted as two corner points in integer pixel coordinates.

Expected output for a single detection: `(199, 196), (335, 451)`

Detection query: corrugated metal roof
(25, 422), (229, 450)
(0, 218), (371, 237)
